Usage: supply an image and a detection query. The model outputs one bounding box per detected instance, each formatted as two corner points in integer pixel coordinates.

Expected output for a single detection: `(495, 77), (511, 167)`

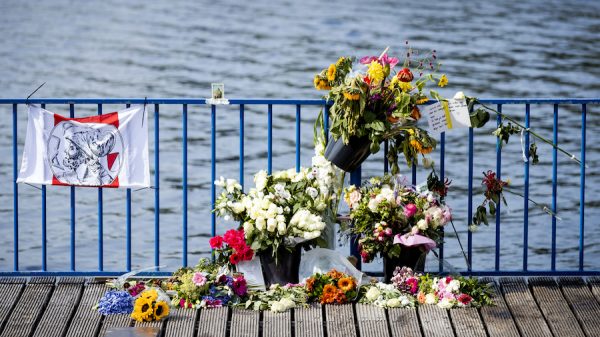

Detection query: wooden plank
(164, 308), (196, 337)
(478, 278), (519, 337)
(196, 307), (228, 337)
(0, 282), (24, 335)
(448, 308), (486, 337)
(585, 276), (600, 303)
(64, 282), (107, 337)
(0, 280), (55, 337)
(387, 308), (422, 337)
(98, 314), (133, 337)
(417, 305), (454, 337)
(355, 304), (389, 337)
(229, 308), (258, 337)
(134, 318), (163, 336)
(325, 304), (357, 337)
(32, 278), (85, 337)
(263, 309), (291, 337)
(294, 304), (324, 337)
(499, 277), (552, 337)
(529, 277), (585, 337)
(559, 277), (600, 336)
(0, 277), (26, 284)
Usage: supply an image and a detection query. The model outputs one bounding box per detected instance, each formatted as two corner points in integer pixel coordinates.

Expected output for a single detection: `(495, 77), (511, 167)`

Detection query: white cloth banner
(17, 105), (150, 188)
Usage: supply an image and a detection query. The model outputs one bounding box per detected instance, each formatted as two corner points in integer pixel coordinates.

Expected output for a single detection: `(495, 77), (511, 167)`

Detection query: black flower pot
(259, 245), (302, 287)
(383, 247), (427, 283)
(324, 136), (372, 172)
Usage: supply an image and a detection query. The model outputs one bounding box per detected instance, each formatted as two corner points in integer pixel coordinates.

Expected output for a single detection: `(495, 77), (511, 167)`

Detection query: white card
(424, 98), (472, 133)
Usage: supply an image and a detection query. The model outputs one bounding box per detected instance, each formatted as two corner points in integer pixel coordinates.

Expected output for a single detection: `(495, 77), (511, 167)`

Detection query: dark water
(0, 0), (599, 273)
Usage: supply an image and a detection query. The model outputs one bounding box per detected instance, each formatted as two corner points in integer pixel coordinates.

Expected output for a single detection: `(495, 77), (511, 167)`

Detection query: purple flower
(202, 296), (223, 308)
(232, 276), (248, 296)
(97, 290), (134, 315)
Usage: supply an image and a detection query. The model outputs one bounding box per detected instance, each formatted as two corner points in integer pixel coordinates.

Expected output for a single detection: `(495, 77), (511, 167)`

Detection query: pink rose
(404, 204), (417, 218)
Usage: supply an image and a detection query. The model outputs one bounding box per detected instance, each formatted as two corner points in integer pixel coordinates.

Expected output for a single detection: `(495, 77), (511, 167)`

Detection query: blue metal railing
(0, 97), (597, 277)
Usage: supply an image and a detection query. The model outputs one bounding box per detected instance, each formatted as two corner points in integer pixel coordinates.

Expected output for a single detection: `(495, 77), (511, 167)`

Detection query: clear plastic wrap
(299, 248), (365, 285)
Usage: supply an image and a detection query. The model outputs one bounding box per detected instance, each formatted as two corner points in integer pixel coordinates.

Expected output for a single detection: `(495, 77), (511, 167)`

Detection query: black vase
(324, 136), (372, 172)
(258, 245), (302, 287)
(383, 247), (427, 283)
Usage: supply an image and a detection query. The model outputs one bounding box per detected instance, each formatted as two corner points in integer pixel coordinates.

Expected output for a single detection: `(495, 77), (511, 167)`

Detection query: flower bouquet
(314, 46), (444, 172)
(305, 269), (358, 304)
(214, 143), (343, 285)
(238, 283), (308, 312)
(359, 282), (415, 308)
(171, 258), (248, 309)
(131, 288), (170, 322)
(209, 228), (254, 266)
(342, 174), (451, 281)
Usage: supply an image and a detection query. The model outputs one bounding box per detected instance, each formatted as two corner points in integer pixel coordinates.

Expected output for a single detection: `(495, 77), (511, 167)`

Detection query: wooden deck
(1, 276), (600, 337)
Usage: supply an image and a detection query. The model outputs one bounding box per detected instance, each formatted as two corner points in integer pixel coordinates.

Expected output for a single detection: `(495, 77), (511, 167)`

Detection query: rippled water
(0, 0), (599, 273)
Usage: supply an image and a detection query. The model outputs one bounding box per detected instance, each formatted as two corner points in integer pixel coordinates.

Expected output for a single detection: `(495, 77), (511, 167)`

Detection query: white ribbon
(520, 128), (529, 163)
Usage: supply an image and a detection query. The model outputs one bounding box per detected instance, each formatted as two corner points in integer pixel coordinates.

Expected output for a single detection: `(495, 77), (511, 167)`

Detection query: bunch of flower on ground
(359, 282), (415, 308)
(238, 283), (308, 312)
(131, 288), (170, 322)
(171, 258), (248, 309)
(305, 269), (358, 304)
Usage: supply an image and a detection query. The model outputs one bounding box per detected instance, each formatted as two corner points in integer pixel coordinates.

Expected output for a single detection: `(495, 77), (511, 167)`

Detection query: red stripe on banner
(53, 111), (120, 128)
(107, 152), (119, 170)
(51, 176), (120, 188)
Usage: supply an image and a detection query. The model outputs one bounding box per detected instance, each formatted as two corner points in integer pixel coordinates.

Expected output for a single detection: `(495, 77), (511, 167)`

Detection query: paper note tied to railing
(424, 98), (472, 133)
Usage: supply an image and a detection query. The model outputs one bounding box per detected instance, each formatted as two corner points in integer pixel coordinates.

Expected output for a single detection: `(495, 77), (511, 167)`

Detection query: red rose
(238, 246), (254, 261)
(397, 68), (414, 82)
(209, 235), (224, 249)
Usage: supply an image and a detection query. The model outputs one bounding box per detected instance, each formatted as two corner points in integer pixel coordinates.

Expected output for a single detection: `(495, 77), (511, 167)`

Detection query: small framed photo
(211, 83), (224, 99)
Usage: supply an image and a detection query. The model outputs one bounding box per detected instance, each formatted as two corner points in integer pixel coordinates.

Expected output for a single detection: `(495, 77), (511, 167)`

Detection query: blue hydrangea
(98, 290), (134, 315)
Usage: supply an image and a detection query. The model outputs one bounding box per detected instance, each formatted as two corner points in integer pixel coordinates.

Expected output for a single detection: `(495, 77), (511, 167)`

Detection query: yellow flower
(337, 277), (355, 292)
(153, 301), (170, 321)
(336, 57), (346, 66)
(410, 139), (423, 152)
(327, 64), (336, 81)
(389, 76), (399, 89)
(131, 298), (154, 322)
(343, 92), (360, 101)
(399, 81), (412, 92)
(438, 74), (448, 87)
(416, 96), (429, 104)
(313, 75), (320, 89)
(140, 289), (158, 302)
(367, 61), (385, 83)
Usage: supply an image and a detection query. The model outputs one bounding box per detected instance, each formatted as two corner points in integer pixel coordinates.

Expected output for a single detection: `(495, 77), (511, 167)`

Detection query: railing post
(12, 104), (18, 272)
(69, 104), (76, 272)
(579, 104), (586, 271)
(182, 104), (188, 267)
(350, 166), (362, 270)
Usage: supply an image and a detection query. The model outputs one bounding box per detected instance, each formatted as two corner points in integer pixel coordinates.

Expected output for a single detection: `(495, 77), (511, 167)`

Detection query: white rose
(280, 298), (295, 310)
(256, 217), (266, 230)
(254, 170), (268, 191)
(232, 202), (245, 214)
(447, 280), (460, 293)
(307, 187), (318, 199)
(368, 199), (379, 212)
(243, 222), (254, 235)
(277, 221), (287, 234)
(386, 298), (402, 308)
(438, 297), (455, 309)
(270, 301), (284, 313)
(425, 293), (437, 304)
(365, 287), (381, 301)
(267, 218), (277, 232)
(417, 219), (428, 231)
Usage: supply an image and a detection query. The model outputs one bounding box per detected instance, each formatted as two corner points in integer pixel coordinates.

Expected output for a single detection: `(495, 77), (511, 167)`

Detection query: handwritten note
(423, 98), (471, 133)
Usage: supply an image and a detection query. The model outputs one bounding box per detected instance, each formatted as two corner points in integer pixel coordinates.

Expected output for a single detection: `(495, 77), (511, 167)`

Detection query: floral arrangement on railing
(314, 45), (443, 173)
(342, 174), (451, 263)
(213, 142), (343, 261)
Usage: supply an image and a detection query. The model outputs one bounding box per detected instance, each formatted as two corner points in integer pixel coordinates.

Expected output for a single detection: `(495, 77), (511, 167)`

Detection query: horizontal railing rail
(0, 98), (596, 277)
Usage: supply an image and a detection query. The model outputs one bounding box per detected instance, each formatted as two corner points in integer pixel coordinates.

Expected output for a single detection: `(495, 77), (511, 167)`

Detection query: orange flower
(417, 291), (426, 304)
(410, 139), (423, 152)
(334, 290), (347, 304)
(321, 292), (336, 304)
(327, 269), (344, 279)
(387, 115), (400, 123)
(323, 284), (338, 296)
(411, 106), (421, 120)
(420, 147), (433, 154)
(305, 277), (315, 292)
(337, 277), (355, 292)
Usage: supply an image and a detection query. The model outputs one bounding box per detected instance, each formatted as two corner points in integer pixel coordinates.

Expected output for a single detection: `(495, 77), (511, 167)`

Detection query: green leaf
(489, 202), (496, 216)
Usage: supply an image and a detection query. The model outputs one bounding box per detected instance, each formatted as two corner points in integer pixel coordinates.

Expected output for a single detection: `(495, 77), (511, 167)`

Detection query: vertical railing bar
(182, 104), (188, 267)
(323, 105), (329, 143)
(411, 161), (417, 186)
(579, 103), (586, 271)
(69, 104), (76, 271)
(296, 104), (301, 172)
(239, 104), (244, 189)
(467, 127), (474, 271)
(495, 104), (502, 272)
(551, 104), (558, 271)
(383, 140), (389, 174)
(267, 104), (273, 174)
(125, 103), (132, 272)
(97, 103), (103, 272)
(211, 104), (216, 261)
(438, 132), (445, 273)
(523, 104), (530, 271)
(41, 103), (47, 271)
(154, 104), (160, 271)
(12, 104), (18, 271)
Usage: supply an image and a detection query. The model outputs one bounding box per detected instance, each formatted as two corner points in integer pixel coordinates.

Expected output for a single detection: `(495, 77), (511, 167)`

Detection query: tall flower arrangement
(214, 142), (343, 260)
(314, 45), (445, 174)
(343, 175), (451, 263)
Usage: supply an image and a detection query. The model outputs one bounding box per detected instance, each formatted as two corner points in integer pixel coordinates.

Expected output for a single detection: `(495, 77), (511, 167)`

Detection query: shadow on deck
(1, 276), (600, 337)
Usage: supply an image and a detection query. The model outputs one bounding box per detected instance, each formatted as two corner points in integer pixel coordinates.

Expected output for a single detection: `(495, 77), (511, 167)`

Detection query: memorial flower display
(342, 174), (451, 263)
(131, 288), (170, 322)
(305, 269), (358, 304)
(238, 283), (308, 312)
(358, 282), (415, 308)
(214, 141), (343, 261)
(209, 228), (254, 267)
(314, 45), (444, 173)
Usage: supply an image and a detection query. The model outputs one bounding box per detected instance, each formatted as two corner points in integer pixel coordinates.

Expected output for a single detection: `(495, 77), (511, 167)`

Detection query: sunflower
(140, 289), (158, 302)
(337, 277), (355, 292)
(153, 301), (170, 321)
(327, 64), (336, 81)
(323, 284), (338, 297)
(438, 74), (448, 87)
(131, 298), (154, 322)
